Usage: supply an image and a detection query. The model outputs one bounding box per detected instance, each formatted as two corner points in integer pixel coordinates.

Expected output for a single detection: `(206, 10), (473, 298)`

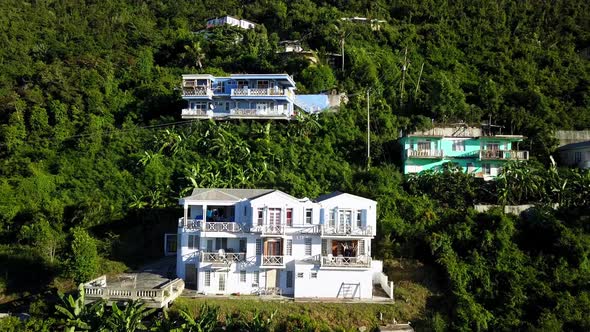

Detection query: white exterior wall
(317, 193), (377, 236)
(177, 190), (380, 298)
(294, 264), (373, 299)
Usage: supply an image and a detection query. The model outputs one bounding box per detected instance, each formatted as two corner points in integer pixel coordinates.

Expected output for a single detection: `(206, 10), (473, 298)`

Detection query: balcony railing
(201, 252), (246, 263)
(182, 87), (213, 97)
(251, 224), (285, 235)
(321, 255), (372, 268)
(480, 150), (529, 160)
(321, 225), (372, 237)
(406, 149), (444, 159)
(203, 221), (243, 233)
(261, 255), (284, 266)
(178, 218), (202, 229)
(178, 218), (244, 233)
(230, 88), (287, 97)
(181, 109), (207, 116)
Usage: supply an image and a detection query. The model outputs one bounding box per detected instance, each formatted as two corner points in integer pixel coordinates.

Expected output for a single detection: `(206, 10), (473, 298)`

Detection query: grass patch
(172, 297), (412, 331)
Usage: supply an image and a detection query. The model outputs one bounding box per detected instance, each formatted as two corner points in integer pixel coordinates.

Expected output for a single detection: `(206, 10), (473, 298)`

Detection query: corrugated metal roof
(183, 188), (275, 202)
(557, 140), (590, 150)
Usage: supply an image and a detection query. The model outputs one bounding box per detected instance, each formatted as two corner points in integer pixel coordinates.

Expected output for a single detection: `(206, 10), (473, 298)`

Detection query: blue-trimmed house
(181, 74), (298, 120)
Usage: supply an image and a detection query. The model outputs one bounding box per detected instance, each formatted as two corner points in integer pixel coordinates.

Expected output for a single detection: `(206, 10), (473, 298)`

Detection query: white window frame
(257, 208), (263, 226)
(304, 237), (312, 255)
(252, 271), (259, 286)
(286, 239), (293, 256)
(204, 271), (211, 287)
(305, 208), (312, 224)
(240, 270), (246, 283)
(255, 239), (262, 255)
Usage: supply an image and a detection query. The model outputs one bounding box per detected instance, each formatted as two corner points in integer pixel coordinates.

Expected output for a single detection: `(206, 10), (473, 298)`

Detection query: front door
(256, 102), (268, 115)
(185, 264), (196, 287)
(268, 208), (281, 226)
(265, 240), (281, 256)
(218, 273), (226, 292)
(338, 210), (352, 233)
(266, 269), (277, 290)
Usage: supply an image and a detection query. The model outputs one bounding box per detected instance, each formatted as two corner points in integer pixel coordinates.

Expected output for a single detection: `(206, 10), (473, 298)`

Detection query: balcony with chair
(321, 255), (372, 269)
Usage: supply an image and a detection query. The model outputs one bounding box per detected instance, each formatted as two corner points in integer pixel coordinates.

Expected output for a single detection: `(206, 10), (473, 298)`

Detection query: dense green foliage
(0, 0), (589, 330)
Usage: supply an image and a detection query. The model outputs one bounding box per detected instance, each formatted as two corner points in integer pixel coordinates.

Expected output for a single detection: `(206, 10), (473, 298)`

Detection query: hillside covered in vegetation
(1, 0), (589, 330)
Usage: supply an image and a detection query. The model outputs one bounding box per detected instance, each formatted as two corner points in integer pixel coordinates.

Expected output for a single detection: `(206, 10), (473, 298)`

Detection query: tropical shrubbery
(0, 0), (589, 330)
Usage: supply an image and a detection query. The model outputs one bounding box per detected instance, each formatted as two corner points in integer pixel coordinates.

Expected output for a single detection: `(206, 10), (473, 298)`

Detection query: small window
(575, 152), (582, 162)
(452, 140), (465, 151)
(255, 239), (262, 255)
(286, 271), (293, 288)
(304, 238), (312, 255)
(257, 208), (264, 226)
(286, 208), (293, 226)
(305, 209), (312, 224)
(240, 270), (246, 282)
(356, 210), (362, 228)
(239, 239), (246, 253)
(483, 163), (492, 175)
(296, 272), (304, 278)
(205, 271), (211, 287)
(321, 239), (328, 256)
(244, 206), (247, 216)
(188, 235), (199, 249)
(310, 272), (318, 279)
(286, 239), (293, 256)
(417, 140), (430, 151)
(253, 271), (259, 286)
(358, 240), (366, 255)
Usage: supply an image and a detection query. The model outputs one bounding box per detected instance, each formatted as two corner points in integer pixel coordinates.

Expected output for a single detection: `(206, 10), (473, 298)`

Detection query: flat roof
(181, 73), (296, 87)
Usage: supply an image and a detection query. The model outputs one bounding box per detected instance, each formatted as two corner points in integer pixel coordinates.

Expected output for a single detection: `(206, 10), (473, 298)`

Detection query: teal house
(400, 126), (529, 179)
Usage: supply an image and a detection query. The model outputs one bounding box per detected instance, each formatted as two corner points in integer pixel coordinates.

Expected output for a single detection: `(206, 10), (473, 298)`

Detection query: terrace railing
(84, 276), (185, 308)
(200, 252), (246, 263)
(231, 88), (287, 97)
(261, 255), (284, 266)
(203, 221), (243, 233)
(406, 149), (444, 159)
(321, 255), (372, 268)
(321, 225), (372, 237)
(480, 150), (529, 160)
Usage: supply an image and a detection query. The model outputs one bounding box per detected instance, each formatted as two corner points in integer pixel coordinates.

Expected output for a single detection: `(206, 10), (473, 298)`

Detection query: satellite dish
(209, 103), (214, 110)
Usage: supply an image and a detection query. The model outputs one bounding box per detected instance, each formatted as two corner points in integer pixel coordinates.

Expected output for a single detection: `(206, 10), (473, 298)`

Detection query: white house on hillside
(176, 188), (385, 299)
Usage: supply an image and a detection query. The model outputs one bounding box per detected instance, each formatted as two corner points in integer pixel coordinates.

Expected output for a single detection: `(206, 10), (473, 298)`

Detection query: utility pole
(341, 33), (345, 72)
(400, 48), (408, 109)
(367, 89), (371, 170)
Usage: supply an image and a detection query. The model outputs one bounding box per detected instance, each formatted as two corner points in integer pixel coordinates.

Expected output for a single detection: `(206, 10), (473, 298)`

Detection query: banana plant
(106, 300), (155, 332)
(54, 284), (106, 332)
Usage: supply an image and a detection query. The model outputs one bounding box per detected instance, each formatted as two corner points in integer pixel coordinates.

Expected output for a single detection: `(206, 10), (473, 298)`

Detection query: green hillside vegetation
(0, 0), (589, 330)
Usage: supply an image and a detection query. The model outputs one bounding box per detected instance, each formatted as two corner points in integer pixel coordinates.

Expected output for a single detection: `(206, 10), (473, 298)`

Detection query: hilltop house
(557, 141), (590, 169)
(400, 126), (529, 179)
(181, 73), (347, 119)
(206, 16), (256, 30)
(181, 74), (298, 119)
(176, 188), (384, 299)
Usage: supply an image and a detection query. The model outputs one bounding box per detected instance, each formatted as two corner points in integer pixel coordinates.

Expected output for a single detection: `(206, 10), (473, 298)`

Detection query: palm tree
(183, 41), (205, 69)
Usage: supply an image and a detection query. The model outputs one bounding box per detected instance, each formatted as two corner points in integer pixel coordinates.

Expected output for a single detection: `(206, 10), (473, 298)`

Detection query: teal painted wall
(400, 137), (518, 176)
